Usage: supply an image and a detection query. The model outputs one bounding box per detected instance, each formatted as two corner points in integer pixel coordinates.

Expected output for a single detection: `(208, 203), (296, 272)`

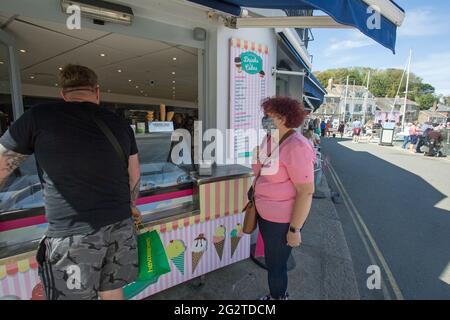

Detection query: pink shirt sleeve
(282, 140), (315, 185)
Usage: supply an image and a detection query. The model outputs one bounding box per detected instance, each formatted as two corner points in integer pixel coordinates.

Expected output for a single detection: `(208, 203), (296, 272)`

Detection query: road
(321, 137), (450, 299)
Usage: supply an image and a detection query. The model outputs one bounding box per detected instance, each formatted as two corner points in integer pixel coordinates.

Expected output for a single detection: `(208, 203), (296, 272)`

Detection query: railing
(442, 128), (450, 156)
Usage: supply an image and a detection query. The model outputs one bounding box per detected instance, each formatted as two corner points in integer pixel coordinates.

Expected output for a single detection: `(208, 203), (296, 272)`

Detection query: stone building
(315, 78), (376, 123)
(375, 97), (420, 124)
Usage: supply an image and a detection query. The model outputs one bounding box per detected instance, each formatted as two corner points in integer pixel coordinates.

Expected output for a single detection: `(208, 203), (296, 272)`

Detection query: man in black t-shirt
(0, 65), (141, 300)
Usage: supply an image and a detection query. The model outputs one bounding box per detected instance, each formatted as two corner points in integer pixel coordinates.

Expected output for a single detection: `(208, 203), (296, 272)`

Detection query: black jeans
(257, 214), (292, 299)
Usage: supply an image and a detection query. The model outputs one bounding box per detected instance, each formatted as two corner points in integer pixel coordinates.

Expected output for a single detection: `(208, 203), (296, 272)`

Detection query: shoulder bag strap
(91, 111), (128, 172)
(251, 129), (296, 199)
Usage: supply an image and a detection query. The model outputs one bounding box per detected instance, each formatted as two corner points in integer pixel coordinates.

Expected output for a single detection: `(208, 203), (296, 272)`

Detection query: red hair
(261, 96), (306, 128)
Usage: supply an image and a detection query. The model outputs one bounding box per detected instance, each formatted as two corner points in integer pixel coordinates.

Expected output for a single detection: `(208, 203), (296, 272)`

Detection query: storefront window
(0, 156), (42, 212)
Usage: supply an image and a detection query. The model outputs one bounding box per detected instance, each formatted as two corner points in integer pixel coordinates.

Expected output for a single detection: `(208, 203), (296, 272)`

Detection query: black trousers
(257, 215), (292, 299)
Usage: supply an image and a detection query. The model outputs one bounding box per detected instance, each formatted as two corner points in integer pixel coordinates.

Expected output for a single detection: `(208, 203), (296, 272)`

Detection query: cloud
(413, 52), (450, 95)
(398, 8), (450, 37)
(329, 54), (363, 68)
(325, 30), (375, 56)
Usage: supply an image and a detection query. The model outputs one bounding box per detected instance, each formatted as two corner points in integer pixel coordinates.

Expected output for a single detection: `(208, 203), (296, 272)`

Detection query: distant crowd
(303, 117), (449, 157)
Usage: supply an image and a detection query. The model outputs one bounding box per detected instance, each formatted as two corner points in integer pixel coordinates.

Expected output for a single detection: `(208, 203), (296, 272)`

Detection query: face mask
(262, 115), (276, 131)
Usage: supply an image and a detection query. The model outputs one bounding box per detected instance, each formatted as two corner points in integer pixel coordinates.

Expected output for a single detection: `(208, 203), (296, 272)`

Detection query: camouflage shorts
(36, 218), (138, 300)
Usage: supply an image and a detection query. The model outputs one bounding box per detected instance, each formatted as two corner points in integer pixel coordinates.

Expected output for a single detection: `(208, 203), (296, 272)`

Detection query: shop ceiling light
(19, 49), (27, 53)
(100, 53), (106, 57)
(117, 69), (122, 73)
(61, 0), (134, 25)
(172, 57), (177, 61)
(172, 72), (176, 75)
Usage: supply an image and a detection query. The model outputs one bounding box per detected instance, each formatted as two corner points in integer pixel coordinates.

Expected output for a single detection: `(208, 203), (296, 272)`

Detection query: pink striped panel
(1, 278), (9, 297)
(225, 180), (230, 216)
(133, 212), (250, 300)
(242, 178), (248, 211)
(205, 184), (211, 221)
(0, 215), (46, 232)
(233, 179), (239, 214)
(215, 182), (221, 218)
(13, 274), (20, 298)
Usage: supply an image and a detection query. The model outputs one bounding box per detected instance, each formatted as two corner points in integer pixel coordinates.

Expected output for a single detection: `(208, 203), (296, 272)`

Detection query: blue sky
(308, 0), (450, 95)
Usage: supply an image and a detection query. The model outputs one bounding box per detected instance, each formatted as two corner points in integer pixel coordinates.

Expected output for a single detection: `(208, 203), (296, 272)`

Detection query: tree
(314, 67), (436, 105)
(415, 93), (438, 110)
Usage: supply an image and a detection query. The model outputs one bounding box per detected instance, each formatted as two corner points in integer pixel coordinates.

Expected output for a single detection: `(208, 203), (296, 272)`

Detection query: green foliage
(314, 67), (437, 109)
(415, 93), (438, 110)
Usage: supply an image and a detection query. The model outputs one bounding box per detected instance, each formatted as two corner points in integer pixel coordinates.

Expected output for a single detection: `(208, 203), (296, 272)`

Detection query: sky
(308, 0), (450, 96)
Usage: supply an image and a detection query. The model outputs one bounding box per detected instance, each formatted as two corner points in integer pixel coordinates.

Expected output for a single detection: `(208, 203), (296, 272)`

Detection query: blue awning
(187, 0), (404, 53)
(278, 32), (326, 109)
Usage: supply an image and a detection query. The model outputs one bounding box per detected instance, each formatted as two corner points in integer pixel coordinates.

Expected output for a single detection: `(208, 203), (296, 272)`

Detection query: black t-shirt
(0, 101), (138, 237)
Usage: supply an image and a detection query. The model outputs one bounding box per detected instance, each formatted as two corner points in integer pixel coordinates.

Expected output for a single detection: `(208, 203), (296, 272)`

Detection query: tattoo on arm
(130, 177), (141, 206)
(0, 145), (28, 190)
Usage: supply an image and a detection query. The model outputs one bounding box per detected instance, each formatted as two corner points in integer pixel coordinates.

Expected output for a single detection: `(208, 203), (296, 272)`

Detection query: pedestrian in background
(365, 121), (374, 143)
(338, 122), (345, 138)
(326, 121), (331, 137)
(320, 120), (326, 137)
(409, 122), (418, 153)
(304, 128), (321, 148)
(402, 122), (411, 149)
(352, 118), (362, 143)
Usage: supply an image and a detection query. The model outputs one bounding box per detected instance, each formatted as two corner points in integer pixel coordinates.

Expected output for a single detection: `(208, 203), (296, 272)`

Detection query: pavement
(149, 174), (360, 300)
(321, 137), (450, 299)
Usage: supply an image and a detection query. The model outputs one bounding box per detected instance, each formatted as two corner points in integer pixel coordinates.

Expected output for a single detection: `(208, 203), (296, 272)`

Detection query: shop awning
(278, 32), (326, 109)
(187, 0), (405, 53)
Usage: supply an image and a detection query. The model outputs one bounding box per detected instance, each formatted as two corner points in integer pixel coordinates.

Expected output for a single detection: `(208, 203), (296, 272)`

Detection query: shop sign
(239, 52), (263, 75)
(229, 38), (270, 162)
(148, 121), (174, 133)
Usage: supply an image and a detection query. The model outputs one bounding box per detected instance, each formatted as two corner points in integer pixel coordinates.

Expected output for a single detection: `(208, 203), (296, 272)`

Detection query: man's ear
(95, 86), (100, 104)
(60, 90), (67, 101)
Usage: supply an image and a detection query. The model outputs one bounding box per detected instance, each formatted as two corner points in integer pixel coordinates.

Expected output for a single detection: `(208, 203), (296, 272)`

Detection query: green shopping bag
(137, 229), (171, 282)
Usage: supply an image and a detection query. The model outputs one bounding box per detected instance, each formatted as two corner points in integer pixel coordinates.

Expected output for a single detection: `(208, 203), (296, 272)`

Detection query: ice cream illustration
(259, 70), (265, 78)
(230, 223), (243, 258)
(234, 57), (242, 73)
(213, 225), (226, 260)
(31, 282), (45, 300)
(192, 233), (208, 273)
(166, 239), (186, 275)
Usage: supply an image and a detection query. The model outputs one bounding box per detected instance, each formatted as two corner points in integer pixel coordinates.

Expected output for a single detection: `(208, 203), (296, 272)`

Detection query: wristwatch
(289, 226), (302, 233)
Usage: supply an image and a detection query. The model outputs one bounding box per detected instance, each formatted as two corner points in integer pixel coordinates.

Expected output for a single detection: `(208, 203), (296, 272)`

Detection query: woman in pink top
(252, 97), (315, 300)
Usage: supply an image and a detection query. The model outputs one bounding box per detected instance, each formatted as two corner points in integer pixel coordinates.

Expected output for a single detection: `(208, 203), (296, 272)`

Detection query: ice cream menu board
(229, 38), (270, 160)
